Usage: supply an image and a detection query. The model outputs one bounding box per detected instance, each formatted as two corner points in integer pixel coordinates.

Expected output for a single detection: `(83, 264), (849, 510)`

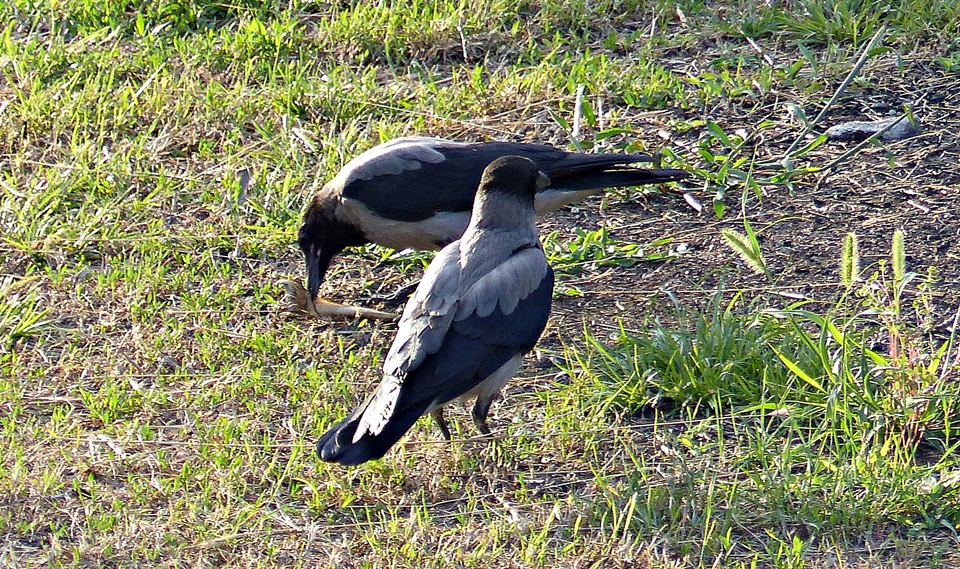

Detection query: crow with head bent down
(317, 156), (555, 465)
(298, 137), (686, 314)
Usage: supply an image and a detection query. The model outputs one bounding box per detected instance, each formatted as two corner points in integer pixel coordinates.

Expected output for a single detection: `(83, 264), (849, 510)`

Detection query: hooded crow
(298, 137), (686, 316)
(317, 156), (555, 465)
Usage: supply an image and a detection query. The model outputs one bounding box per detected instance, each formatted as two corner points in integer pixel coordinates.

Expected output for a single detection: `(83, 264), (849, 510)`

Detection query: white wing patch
(354, 375), (402, 442)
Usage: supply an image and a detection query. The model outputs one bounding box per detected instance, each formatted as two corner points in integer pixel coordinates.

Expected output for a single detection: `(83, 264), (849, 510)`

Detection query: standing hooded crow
(317, 156), (555, 465)
(298, 137), (685, 317)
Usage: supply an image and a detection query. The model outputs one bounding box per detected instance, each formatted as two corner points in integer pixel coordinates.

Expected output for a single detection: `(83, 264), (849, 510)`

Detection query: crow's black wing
(335, 138), (662, 222)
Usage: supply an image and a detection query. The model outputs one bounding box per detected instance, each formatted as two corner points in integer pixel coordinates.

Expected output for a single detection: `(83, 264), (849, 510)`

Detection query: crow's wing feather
(457, 245), (551, 319)
(337, 139), (491, 222)
(356, 244), (552, 435)
(337, 138), (662, 222)
(453, 259), (554, 358)
(384, 245), (553, 411)
(382, 242), (463, 374)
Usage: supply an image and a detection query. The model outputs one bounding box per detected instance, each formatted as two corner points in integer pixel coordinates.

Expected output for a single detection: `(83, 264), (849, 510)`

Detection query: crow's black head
(298, 197), (367, 301)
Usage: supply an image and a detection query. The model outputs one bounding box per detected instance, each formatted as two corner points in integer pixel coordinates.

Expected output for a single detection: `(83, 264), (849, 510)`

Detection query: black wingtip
(543, 167), (689, 195)
(540, 151), (654, 178)
(316, 430), (396, 466)
(646, 167), (690, 183)
(316, 399), (436, 466)
(316, 417), (380, 466)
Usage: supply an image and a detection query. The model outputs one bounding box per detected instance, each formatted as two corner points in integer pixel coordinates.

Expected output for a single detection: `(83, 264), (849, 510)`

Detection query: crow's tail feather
(553, 167), (687, 193)
(316, 400), (429, 465)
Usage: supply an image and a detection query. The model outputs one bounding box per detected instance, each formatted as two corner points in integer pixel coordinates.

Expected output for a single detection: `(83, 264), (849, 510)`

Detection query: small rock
(826, 116), (921, 142)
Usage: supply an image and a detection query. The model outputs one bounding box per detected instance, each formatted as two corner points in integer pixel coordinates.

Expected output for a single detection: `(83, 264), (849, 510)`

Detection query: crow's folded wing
(335, 138), (490, 222)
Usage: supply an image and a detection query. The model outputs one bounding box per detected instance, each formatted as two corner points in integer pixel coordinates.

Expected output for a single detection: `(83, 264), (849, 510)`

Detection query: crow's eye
(297, 236), (311, 254)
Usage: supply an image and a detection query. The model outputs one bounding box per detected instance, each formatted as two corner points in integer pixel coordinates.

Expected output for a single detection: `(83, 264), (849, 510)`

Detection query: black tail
(536, 151), (687, 192)
(316, 398), (429, 465)
(549, 167), (688, 193)
(540, 152), (655, 178)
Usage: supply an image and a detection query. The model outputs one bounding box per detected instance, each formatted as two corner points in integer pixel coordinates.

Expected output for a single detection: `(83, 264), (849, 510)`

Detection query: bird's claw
(364, 280), (420, 309)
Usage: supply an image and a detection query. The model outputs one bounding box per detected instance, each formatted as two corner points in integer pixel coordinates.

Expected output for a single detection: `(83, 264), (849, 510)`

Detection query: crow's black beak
(306, 244), (324, 301)
(536, 171), (551, 190)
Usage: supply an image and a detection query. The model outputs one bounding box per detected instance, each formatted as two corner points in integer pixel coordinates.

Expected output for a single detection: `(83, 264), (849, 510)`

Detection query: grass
(2, 0), (960, 567)
(587, 257), (960, 556)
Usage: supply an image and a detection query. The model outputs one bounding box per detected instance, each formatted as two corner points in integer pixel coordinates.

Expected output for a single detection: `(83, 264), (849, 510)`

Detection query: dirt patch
(538, 57), (958, 344)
